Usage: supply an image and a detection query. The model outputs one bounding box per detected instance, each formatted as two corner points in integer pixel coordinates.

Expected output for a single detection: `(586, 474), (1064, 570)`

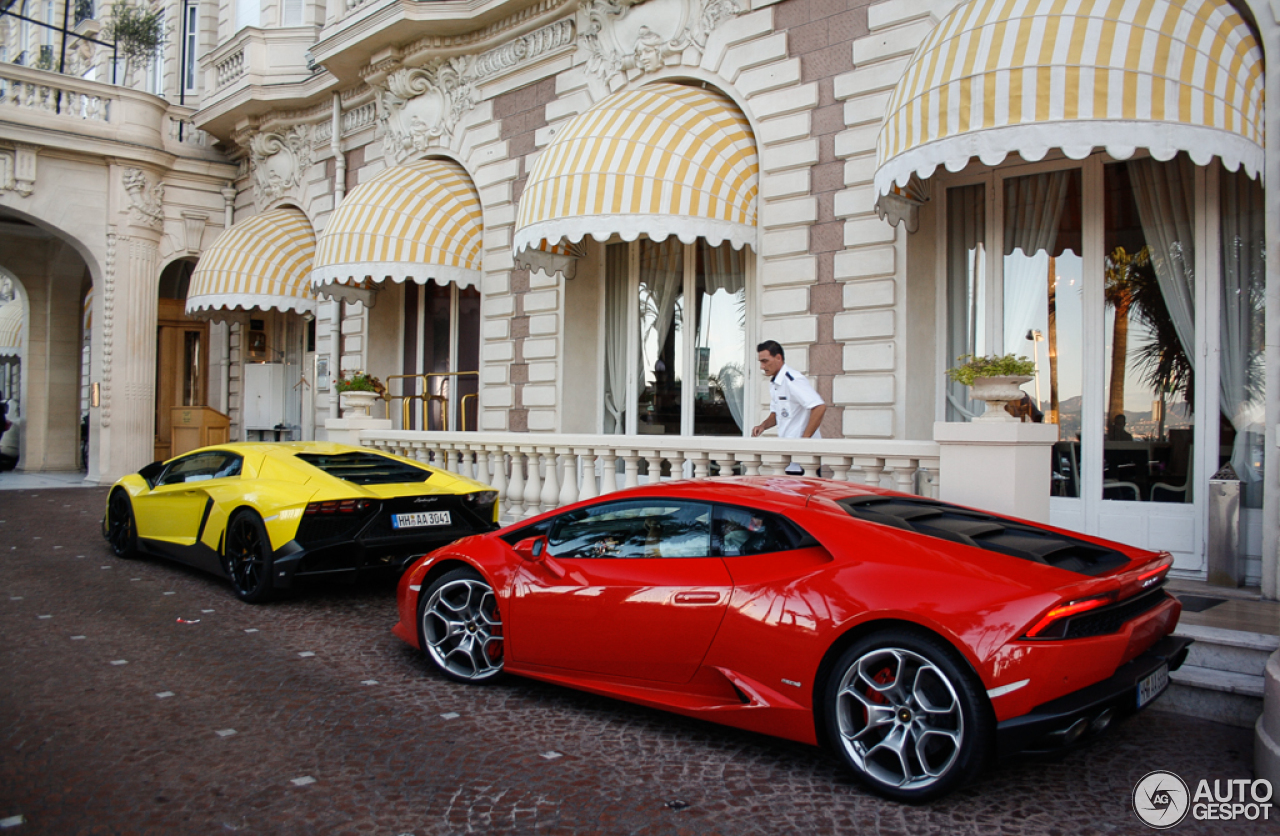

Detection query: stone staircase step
(1175, 624), (1278, 676)
(1169, 664), (1264, 699)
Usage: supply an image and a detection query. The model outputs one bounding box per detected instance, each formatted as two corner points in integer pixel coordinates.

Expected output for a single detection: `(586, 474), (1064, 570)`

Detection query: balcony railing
(0, 62), (113, 122)
(353, 430), (941, 522)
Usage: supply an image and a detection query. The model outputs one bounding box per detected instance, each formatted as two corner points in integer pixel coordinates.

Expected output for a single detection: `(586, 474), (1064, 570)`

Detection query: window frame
(598, 238), (754, 437)
(935, 152), (1222, 521)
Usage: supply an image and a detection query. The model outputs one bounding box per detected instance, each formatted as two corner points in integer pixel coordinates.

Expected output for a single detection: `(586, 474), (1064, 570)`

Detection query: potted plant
(946, 354), (1036, 422)
(334, 371), (384, 418)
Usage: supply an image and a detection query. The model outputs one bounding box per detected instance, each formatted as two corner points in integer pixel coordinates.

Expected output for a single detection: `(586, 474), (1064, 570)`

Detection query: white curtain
(638, 239), (683, 360)
(1130, 157), (1196, 361)
(698, 240), (746, 430)
(946, 184), (985, 421)
(603, 244), (629, 434)
(1001, 172), (1071, 355)
(1220, 170), (1266, 506)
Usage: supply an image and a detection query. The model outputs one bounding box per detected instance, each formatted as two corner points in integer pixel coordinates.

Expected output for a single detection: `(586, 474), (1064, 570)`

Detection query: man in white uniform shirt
(752, 341), (826, 473)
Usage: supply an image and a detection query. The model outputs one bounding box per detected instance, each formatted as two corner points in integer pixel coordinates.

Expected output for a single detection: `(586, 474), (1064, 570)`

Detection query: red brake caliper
(862, 667), (894, 724)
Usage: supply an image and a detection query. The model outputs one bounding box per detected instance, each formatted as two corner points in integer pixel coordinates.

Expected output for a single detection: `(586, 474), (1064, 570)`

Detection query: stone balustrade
(354, 430), (941, 522)
(0, 64), (113, 123)
(214, 48), (246, 89)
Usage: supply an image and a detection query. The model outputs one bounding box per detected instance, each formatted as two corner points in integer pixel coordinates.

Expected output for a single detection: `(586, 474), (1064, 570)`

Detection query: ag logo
(1134, 770), (1190, 828)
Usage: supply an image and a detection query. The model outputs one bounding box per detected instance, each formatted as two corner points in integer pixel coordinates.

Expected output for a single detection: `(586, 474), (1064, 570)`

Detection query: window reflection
(1101, 159), (1195, 503)
(548, 500), (712, 559)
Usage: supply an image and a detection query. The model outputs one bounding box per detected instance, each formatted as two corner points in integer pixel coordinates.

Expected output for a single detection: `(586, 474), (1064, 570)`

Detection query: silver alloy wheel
(422, 577), (503, 681)
(834, 646), (964, 791)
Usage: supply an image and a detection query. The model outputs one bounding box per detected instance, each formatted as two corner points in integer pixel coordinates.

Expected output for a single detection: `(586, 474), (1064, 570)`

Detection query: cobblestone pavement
(0, 488), (1271, 836)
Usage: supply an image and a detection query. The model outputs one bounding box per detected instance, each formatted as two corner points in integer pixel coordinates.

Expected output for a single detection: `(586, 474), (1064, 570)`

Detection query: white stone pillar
(933, 422), (1059, 523)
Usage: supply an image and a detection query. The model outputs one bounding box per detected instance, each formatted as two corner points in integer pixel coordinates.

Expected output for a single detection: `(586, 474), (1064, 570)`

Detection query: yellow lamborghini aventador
(102, 442), (499, 603)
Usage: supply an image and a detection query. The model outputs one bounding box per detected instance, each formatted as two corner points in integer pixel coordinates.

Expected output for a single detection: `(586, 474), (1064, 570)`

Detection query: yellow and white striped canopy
(514, 82), (759, 275)
(0, 299), (23, 358)
(186, 207), (317, 320)
(875, 0), (1265, 197)
(82, 288), (93, 335)
(311, 159), (483, 305)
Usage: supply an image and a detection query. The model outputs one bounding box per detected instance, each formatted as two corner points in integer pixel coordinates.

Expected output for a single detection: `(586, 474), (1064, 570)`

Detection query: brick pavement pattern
(0, 488), (1268, 835)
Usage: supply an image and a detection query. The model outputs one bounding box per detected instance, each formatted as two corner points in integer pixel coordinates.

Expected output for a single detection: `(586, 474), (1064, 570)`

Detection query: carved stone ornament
(579, 0), (742, 80)
(249, 126), (312, 207)
(121, 167), (164, 229)
(0, 145), (38, 197)
(377, 58), (478, 165)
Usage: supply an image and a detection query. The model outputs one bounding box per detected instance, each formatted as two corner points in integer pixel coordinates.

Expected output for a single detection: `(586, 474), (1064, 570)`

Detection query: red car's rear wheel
(825, 630), (990, 802)
(419, 567), (504, 684)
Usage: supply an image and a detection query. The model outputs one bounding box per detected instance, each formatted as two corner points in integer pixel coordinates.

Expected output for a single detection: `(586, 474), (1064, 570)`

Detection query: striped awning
(311, 159), (483, 305)
(0, 299), (22, 358)
(875, 0), (1265, 200)
(82, 289), (93, 335)
(186, 207), (317, 320)
(514, 83), (759, 276)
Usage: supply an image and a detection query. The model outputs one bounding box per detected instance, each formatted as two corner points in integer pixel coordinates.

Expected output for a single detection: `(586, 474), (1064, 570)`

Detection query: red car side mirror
(515, 535), (548, 561)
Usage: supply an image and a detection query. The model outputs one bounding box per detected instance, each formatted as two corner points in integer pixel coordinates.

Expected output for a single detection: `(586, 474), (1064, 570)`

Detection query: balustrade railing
(0, 64), (113, 122)
(214, 48), (245, 89)
(355, 431), (940, 523)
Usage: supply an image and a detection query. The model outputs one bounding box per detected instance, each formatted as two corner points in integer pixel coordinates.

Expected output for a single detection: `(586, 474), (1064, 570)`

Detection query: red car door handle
(674, 591), (721, 605)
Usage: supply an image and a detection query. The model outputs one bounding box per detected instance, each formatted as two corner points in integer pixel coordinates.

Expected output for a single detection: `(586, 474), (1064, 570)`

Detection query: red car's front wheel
(419, 567), (504, 684)
(825, 629), (990, 802)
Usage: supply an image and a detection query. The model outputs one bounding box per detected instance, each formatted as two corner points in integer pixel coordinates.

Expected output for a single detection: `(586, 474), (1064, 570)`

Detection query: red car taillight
(1137, 554), (1174, 588)
(1024, 593), (1117, 639)
(304, 499), (375, 515)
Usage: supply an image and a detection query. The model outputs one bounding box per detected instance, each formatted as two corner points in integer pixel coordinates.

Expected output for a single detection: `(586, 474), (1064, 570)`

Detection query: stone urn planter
(339, 390), (380, 418)
(970, 375), (1032, 422)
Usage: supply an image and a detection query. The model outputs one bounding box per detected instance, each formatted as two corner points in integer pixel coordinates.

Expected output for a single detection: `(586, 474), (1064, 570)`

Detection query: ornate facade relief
(374, 19), (574, 164)
(249, 126), (312, 207)
(121, 167), (165, 229)
(580, 0), (741, 80)
(377, 59), (478, 165)
(0, 145), (39, 197)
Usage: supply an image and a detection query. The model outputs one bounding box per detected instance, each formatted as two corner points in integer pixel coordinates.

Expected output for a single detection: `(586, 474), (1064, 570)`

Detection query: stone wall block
(765, 315), (818, 345)
(718, 32), (789, 81)
(867, 0), (946, 31)
(736, 57), (803, 97)
(701, 9), (777, 73)
(528, 361), (557, 382)
(760, 255), (817, 286)
(523, 337), (558, 359)
(761, 169), (811, 200)
(482, 273), (512, 297)
(528, 313), (559, 335)
(843, 341), (897, 371)
(834, 184), (879, 219)
(853, 19), (938, 64)
(546, 89), (594, 123)
(523, 289), (559, 313)
(748, 82), (821, 120)
(763, 227), (810, 257)
(833, 373), (896, 404)
(522, 384), (557, 407)
(834, 245), (895, 279)
(834, 56), (912, 99)
(473, 158), (521, 188)
(761, 196), (818, 229)
(763, 286), (809, 315)
(486, 385), (514, 408)
(760, 139), (819, 173)
(834, 123), (881, 158)
(843, 277), (896, 309)
(527, 408), (557, 431)
(844, 407), (896, 438)
(845, 91), (894, 127)
(483, 319), (510, 340)
(758, 111), (812, 146)
(481, 365), (509, 385)
(834, 309), (896, 340)
(482, 342), (515, 362)
(844, 155), (878, 186)
(844, 215), (898, 248)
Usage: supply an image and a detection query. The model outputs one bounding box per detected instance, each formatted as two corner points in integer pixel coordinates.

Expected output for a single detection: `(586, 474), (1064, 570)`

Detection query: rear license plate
(1136, 663), (1169, 708)
(392, 511), (451, 529)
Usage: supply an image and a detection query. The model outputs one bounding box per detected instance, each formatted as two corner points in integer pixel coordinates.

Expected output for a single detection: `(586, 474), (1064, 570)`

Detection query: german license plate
(392, 511), (451, 529)
(1136, 663), (1169, 708)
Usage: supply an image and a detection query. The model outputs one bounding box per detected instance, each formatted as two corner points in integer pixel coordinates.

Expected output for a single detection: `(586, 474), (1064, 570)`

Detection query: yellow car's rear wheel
(224, 511), (275, 604)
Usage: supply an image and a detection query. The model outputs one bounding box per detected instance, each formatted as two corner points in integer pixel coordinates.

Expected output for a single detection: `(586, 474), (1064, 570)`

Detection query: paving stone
(0, 487), (1263, 835)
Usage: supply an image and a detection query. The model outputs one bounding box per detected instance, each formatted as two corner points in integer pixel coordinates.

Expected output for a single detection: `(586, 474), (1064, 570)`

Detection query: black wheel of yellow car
(418, 567), (504, 685)
(106, 489), (138, 559)
(823, 629), (991, 803)
(224, 511), (275, 604)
